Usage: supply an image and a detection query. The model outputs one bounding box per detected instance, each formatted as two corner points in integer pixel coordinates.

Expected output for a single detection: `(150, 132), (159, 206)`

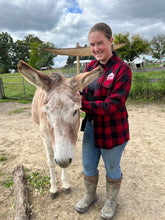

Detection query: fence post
(0, 78), (5, 99)
(22, 78), (27, 99)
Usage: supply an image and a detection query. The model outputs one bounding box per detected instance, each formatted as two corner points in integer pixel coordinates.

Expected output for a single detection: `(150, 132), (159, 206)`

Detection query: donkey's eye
(73, 110), (78, 116)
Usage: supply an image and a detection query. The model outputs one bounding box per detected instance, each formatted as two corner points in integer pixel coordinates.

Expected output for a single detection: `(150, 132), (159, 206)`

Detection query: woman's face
(89, 31), (113, 64)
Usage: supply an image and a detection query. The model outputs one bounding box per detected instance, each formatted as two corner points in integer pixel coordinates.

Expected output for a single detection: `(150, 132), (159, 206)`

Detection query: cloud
(0, 0), (71, 31)
(0, 0), (165, 67)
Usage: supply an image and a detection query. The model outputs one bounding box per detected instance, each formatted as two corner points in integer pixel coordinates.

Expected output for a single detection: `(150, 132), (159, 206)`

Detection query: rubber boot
(101, 175), (122, 220)
(75, 172), (99, 213)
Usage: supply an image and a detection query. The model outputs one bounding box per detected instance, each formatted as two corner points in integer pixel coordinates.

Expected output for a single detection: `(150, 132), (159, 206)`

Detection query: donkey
(17, 61), (102, 198)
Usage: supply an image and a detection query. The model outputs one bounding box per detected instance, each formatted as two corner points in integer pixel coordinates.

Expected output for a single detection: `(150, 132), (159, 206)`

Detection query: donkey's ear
(17, 60), (52, 91)
(69, 65), (103, 91)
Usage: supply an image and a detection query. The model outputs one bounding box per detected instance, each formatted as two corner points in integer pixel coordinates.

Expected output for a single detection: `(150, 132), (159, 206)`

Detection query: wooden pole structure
(76, 42), (80, 74)
(43, 43), (127, 74)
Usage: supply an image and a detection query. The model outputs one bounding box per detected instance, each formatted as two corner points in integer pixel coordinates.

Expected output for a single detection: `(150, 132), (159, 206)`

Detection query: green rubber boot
(101, 175), (122, 220)
(75, 172), (99, 213)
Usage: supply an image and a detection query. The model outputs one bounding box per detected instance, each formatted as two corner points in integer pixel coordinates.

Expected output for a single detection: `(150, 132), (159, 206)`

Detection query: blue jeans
(82, 120), (127, 180)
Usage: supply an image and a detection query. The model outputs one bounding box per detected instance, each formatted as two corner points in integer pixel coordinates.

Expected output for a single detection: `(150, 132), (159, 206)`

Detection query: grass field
(0, 66), (165, 103)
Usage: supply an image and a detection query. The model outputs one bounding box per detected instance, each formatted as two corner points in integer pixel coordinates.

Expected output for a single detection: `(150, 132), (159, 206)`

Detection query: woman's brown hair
(88, 22), (112, 39)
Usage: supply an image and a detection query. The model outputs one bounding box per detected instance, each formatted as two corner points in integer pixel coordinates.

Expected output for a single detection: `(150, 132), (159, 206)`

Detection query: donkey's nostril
(69, 158), (72, 164)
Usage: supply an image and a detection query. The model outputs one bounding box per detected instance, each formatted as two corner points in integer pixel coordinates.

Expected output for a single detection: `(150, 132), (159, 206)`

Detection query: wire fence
(0, 76), (36, 100)
(0, 65), (87, 100)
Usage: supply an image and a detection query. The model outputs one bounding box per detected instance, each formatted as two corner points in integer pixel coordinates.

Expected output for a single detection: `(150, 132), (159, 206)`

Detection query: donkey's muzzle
(55, 158), (72, 168)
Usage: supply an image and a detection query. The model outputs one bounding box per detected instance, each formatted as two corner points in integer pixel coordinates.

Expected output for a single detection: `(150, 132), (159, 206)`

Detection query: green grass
(0, 67), (78, 103)
(0, 172), (6, 176)
(1, 166), (50, 194)
(0, 98), (31, 104)
(130, 71), (165, 102)
(132, 70), (165, 79)
(2, 178), (14, 188)
(142, 64), (160, 68)
(0, 154), (50, 194)
(25, 171), (50, 194)
(1, 68), (165, 103)
(0, 156), (7, 162)
(1, 75), (36, 101)
(9, 107), (30, 114)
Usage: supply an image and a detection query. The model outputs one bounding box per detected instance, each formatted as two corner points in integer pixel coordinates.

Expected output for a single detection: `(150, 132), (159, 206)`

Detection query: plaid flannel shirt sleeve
(82, 65), (132, 115)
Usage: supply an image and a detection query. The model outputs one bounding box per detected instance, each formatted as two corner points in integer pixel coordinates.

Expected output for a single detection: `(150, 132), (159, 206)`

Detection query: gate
(0, 76), (35, 100)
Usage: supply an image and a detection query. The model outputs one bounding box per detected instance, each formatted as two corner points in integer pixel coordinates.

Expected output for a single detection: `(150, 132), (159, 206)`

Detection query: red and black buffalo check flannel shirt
(81, 52), (132, 149)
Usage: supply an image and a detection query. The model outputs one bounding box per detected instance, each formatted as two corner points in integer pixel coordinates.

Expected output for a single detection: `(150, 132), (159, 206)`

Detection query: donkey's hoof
(50, 192), (58, 199)
(63, 187), (71, 194)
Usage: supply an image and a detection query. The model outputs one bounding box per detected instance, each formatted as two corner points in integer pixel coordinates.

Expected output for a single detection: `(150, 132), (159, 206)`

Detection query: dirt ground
(0, 102), (165, 220)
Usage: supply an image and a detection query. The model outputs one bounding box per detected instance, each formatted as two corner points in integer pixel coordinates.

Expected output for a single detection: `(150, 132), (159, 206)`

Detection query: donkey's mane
(49, 72), (65, 86)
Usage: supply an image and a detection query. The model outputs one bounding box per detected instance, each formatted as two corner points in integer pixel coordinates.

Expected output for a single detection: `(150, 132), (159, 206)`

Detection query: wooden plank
(43, 43), (127, 56)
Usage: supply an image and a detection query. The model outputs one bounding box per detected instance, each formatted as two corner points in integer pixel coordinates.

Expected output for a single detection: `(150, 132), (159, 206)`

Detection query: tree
(113, 32), (150, 62)
(0, 32), (57, 72)
(11, 35), (41, 71)
(12, 39), (29, 71)
(29, 41), (56, 69)
(29, 41), (41, 68)
(0, 32), (14, 73)
(66, 56), (76, 66)
(24, 34), (42, 60)
(39, 42), (56, 68)
(150, 34), (165, 63)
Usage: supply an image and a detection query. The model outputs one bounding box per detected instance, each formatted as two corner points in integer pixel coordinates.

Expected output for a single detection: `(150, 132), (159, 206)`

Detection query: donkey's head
(17, 61), (102, 168)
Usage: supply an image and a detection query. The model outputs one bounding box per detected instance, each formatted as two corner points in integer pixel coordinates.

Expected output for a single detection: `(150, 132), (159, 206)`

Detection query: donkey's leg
(61, 168), (71, 194)
(42, 136), (58, 198)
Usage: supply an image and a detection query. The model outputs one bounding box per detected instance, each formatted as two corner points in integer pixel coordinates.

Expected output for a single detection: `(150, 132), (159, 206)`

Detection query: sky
(0, 0), (165, 67)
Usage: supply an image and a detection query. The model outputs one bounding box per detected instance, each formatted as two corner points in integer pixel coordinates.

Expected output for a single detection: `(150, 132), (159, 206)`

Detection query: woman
(75, 23), (132, 219)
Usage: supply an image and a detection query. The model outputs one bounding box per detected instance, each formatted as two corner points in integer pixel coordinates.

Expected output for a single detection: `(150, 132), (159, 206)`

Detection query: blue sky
(0, 0), (165, 67)
(68, 0), (82, 13)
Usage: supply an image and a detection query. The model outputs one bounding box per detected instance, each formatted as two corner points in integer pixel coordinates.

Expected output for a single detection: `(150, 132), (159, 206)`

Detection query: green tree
(38, 42), (56, 68)
(66, 56), (76, 66)
(12, 39), (29, 71)
(24, 34), (42, 44)
(23, 34), (42, 62)
(29, 41), (41, 68)
(0, 32), (56, 72)
(150, 34), (165, 63)
(29, 41), (56, 69)
(12, 34), (43, 70)
(113, 32), (150, 62)
(0, 32), (14, 73)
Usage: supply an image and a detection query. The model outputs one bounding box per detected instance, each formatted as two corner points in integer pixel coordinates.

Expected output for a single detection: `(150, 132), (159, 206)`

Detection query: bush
(129, 74), (165, 102)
